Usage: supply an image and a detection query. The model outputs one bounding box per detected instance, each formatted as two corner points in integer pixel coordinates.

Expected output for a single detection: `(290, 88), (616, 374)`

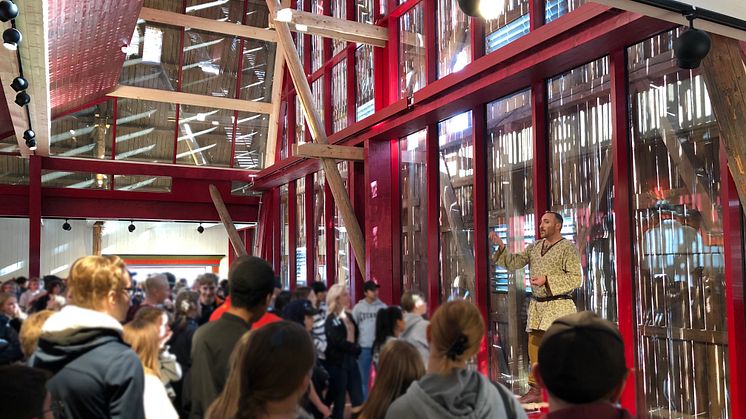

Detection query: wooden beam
(701, 34), (746, 211)
(266, 0), (366, 275)
(0, 0), (51, 157)
(107, 85), (273, 114)
(293, 143), (365, 161)
(264, 0), (288, 170)
(139, 7), (278, 43)
(209, 184), (249, 257)
(92, 221), (104, 255)
(276, 8), (387, 47)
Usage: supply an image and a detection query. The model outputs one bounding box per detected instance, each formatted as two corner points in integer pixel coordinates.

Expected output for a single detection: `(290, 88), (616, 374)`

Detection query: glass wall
(314, 172), (327, 283)
(296, 96), (307, 145)
(484, 0), (530, 53)
(437, 0), (471, 78)
(399, 4), (426, 98)
(546, 0), (586, 23)
(485, 89), (533, 393)
(438, 112), (474, 302)
(280, 184), (290, 288)
(115, 99), (176, 163)
(628, 30), (728, 417)
(356, 0), (375, 121)
(400, 129), (428, 295)
(332, 0), (346, 55)
(547, 57), (617, 321)
(335, 162), (350, 286)
(50, 100), (115, 159)
(296, 177), (307, 286)
(176, 106), (233, 167)
(332, 59), (349, 133)
(120, 21), (180, 91)
(311, 0), (324, 72)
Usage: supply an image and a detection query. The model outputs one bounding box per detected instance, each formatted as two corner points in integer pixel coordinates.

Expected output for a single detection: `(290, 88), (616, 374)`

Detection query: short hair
(400, 291), (425, 312)
(19, 310), (55, 357)
(292, 286), (312, 301)
(544, 211), (564, 225)
(144, 274), (169, 296)
(66, 255), (129, 310)
(197, 273), (220, 287)
(0, 365), (51, 418)
(310, 281), (327, 295)
(229, 256), (276, 310)
(538, 311), (627, 404)
(44, 278), (64, 294)
(162, 272), (177, 288)
(15, 276), (28, 285)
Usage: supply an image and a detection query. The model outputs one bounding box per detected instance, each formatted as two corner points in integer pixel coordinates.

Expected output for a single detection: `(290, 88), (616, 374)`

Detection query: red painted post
(288, 181), (297, 290)
(273, 187), (282, 274)
(471, 106), (489, 375)
(350, 160), (366, 301)
(609, 47), (637, 415)
(531, 80), (548, 233)
(425, 124), (440, 313)
(721, 147), (746, 419)
(365, 140), (396, 304)
(423, 0), (437, 85)
(529, 0), (545, 31)
(305, 174), (315, 285)
(390, 139), (402, 304)
(28, 155), (41, 278)
(325, 181), (336, 288)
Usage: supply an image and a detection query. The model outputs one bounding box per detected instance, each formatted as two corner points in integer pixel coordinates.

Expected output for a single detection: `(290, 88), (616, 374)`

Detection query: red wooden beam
(531, 80), (548, 231)
(305, 173), (315, 286)
(471, 106), (489, 376)
(610, 47), (637, 414)
(389, 139), (402, 305)
(324, 180), (335, 288)
(288, 181), (297, 289)
(425, 124), (440, 313)
(28, 156), (42, 279)
(350, 160), (366, 301)
(365, 140), (396, 303)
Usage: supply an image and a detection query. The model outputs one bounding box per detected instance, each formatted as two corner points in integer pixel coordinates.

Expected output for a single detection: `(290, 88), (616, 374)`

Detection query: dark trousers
(324, 357), (363, 419)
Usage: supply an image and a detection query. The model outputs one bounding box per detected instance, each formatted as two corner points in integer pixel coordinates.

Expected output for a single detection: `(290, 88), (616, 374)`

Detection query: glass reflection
(400, 129), (428, 295)
(176, 105), (233, 167)
(0, 155), (29, 185)
(240, 39), (276, 103)
(484, 0), (530, 53)
(121, 21), (180, 91)
(50, 100), (114, 159)
(545, 0), (586, 23)
(314, 172), (327, 283)
(234, 112), (269, 170)
(297, 177), (307, 286)
(115, 99), (176, 163)
(181, 29), (240, 98)
(332, 59), (348, 133)
(114, 175), (172, 193)
(399, 4), (426, 98)
(335, 162), (350, 286)
(280, 184), (290, 288)
(355, 44), (375, 121)
(437, 0), (471, 78)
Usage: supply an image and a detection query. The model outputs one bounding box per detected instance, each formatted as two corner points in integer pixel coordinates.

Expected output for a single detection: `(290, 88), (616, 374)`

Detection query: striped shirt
(311, 303), (327, 359)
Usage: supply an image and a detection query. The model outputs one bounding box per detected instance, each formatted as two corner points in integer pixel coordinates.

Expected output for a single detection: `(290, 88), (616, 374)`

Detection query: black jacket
(0, 314), (23, 365)
(32, 307), (145, 419)
(324, 311), (361, 365)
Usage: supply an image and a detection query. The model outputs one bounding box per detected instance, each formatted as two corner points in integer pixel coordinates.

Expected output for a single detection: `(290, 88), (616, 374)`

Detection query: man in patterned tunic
(489, 211), (582, 404)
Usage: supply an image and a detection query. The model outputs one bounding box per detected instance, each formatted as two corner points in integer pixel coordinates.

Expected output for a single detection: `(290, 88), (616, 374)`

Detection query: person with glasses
(489, 211), (582, 404)
(32, 255), (146, 419)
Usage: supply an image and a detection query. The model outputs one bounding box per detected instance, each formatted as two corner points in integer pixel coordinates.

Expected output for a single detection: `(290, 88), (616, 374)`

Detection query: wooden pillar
(472, 105), (489, 375)
(92, 221), (104, 256)
(28, 155), (41, 278)
(425, 124), (440, 312)
(208, 184), (248, 257)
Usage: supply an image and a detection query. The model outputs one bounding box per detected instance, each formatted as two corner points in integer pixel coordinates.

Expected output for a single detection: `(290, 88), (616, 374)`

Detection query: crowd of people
(0, 252), (633, 419)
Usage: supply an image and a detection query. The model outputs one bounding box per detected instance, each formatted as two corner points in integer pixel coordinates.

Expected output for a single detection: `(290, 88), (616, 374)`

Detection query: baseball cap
(538, 311), (627, 404)
(362, 280), (380, 292)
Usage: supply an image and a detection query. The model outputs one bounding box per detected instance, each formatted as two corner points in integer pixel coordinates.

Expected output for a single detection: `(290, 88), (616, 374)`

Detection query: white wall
(0, 218), (230, 281)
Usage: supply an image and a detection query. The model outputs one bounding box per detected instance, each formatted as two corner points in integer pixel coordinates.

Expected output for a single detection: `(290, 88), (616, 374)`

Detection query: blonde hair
(429, 300), (484, 373)
(123, 319), (161, 378)
(19, 310), (55, 357)
(66, 255), (129, 310)
(0, 292), (15, 311)
(326, 284), (348, 315)
(359, 339), (425, 419)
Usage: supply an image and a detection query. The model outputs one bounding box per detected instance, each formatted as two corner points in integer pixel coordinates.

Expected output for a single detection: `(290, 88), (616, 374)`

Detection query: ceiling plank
(0, 0), (51, 157)
(108, 85), (273, 114)
(293, 143), (364, 161)
(140, 7), (278, 43)
(277, 8), (387, 47)
(264, 23), (286, 168)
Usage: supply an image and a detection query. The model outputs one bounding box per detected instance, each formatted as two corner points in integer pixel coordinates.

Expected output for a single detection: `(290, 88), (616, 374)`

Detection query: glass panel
(234, 112), (269, 169)
(311, 0), (324, 72)
(357, 0), (373, 24)
(280, 184), (290, 288)
(176, 106), (233, 167)
(437, 0), (471, 78)
(240, 39), (276, 103)
(545, 0), (586, 23)
(399, 4), (426, 98)
(314, 172), (327, 283)
(296, 95), (307, 145)
(114, 175), (172, 193)
(0, 155), (29, 185)
(438, 111), (474, 302)
(121, 21), (180, 91)
(332, 0), (346, 55)
(312, 78), (324, 127)
(185, 0), (245, 23)
(243, 1), (270, 27)
(484, 0), (530, 53)
(41, 170), (109, 190)
(231, 181), (262, 196)
(115, 99), (176, 163)
(335, 162), (350, 286)
(0, 132), (19, 154)
(181, 29), (240, 98)
(355, 44), (375, 121)
(485, 89), (533, 392)
(50, 99), (115, 159)
(280, 100), (289, 160)
(297, 177), (307, 286)
(628, 30), (729, 418)
(400, 129), (428, 295)
(547, 57), (615, 322)
(332, 59), (349, 133)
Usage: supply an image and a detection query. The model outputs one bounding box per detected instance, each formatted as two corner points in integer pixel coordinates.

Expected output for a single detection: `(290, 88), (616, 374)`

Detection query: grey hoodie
(401, 312), (429, 366)
(385, 369), (527, 419)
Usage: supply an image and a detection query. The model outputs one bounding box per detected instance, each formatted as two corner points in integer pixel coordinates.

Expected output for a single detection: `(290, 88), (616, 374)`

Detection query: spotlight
(25, 138), (36, 150)
(3, 27), (21, 50)
(128, 221), (136, 233)
(674, 17), (711, 69)
(24, 129), (36, 150)
(197, 223), (204, 234)
(10, 76), (27, 92)
(0, 1), (18, 23)
(62, 219), (71, 231)
(15, 91), (30, 107)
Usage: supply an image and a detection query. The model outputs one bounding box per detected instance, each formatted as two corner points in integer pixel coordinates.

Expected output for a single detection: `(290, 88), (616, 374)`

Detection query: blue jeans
(357, 347), (373, 400)
(324, 357), (363, 419)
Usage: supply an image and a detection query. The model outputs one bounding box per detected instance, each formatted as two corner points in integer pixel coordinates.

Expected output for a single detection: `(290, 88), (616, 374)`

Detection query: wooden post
(209, 184), (248, 257)
(266, 0), (366, 275)
(701, 34), (746, 210)
(92, 221), (104, 256)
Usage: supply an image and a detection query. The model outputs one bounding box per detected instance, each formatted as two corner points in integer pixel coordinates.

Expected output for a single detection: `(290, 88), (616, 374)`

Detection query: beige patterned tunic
(491, 238), (582, 331)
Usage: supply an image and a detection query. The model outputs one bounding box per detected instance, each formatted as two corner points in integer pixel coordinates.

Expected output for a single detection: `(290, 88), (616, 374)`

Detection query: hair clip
(446, 334), (469, 360)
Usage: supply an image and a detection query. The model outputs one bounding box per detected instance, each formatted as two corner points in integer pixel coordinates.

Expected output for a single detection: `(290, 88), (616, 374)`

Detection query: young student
(371, 306), (405, 369)
(352, 280), (386, 399)
(400, 291), (429, 366)
(386, 300), (526, 419)
(359, 339), (425, 419)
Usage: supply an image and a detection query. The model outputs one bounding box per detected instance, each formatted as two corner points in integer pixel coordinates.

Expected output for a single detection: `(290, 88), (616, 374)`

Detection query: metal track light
(128, 221), (136, 233)
(23, 129), (36, 150)
(0, 1), (18, 23)
(10, 76), (27, 92)
(197, 223), (204, 234)
(15, 91), (30, 106)
(62, 219), (72, 231)
(2, 27), (21, 50)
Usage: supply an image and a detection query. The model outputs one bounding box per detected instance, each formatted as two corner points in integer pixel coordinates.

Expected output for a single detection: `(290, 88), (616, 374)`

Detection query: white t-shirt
(144, 372), (178, 419)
